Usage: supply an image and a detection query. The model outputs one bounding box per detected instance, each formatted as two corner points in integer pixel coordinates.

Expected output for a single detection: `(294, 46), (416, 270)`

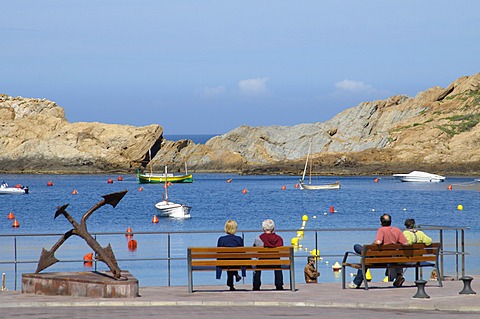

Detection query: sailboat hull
(137, 173), (193, 184)
(299, 181), (340, 190)
(155, 201), (191, 218)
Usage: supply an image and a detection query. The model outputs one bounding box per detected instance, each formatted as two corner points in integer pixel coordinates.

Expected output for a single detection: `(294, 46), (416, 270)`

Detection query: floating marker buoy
(374, 178), (379, 183)
(107, 178), (113, 184)
(329, 206), (335, 213)
(323, 212), (327, 215)
(7, 212), (15, 220)
(403, 208), (407, 211)
(72, 189), (78, 195)
(310, 249), (320, 259)
(126, 227), (133, 237)
(242, 188), (248, 194)
(47, 181), (53, 187)
(152, 215), (159, 223)
(332, 261), (341, 271)
(128, 239), (138, 251)
(226, 179), (232, 183)
(447, 185), (453, 190)
(366, 269), (372, 281)
(325, 261), (329, 265)
(117, 176), (123, 181)
(291, 237), (299, 246)
(294, 183), (299, 188)
(83, 252), (93, 267)
(371, 209), (375, 212)
(12, 219), (19, 227)
(302, 215), (309, 222)
(296, 230), (304, 238)
(457, 204), (463, 211)
(313, 215), (317, 219)
(138, 187), (143, 191)
(281, 185), (286, 190)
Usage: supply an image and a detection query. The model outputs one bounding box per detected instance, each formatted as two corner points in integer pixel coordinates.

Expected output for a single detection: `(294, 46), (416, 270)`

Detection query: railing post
(455, 229), (459, 280)
(439, 229), (444, 280)
(167, 233), (171, 287)
(461, 229), (465, 278)
(14, 236), (17, 291)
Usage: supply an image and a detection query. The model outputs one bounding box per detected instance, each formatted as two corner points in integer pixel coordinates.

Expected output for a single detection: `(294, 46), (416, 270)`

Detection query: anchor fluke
(35, 248), (59, 273)
(102, 190), (128, 208)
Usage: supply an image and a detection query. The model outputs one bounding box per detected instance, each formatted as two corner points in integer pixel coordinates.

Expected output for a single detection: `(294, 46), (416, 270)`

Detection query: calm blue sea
(164, 134), (218, 144)
(1, 173), (479, 290)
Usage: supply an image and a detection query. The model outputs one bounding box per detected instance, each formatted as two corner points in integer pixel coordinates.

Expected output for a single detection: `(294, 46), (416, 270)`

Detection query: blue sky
(2, 1), (479, 134)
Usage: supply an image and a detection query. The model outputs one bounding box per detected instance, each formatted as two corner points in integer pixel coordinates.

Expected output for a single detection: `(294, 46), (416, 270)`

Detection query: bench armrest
(342, 250), (360, 264)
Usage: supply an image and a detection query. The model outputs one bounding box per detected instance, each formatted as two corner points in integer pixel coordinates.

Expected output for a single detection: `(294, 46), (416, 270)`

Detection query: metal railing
(0, 226), (470, 291)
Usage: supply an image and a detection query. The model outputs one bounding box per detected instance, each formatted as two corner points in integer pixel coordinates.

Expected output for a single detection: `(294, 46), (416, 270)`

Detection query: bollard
(412, 280), (430, 299)
(2, 273), (6, 291)
(459, 276), (476, 295)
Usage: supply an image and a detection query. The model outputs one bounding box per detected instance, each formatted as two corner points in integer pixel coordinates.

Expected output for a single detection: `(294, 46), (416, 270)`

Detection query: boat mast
(164, 165), (169, 204)
(301, 141), (312, 182)
(184, 161), (188, 175)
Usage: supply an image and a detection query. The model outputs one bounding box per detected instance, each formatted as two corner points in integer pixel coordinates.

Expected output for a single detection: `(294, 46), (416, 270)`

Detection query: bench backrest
(361, 243), (440, 265)
(188, 246), (293, 268)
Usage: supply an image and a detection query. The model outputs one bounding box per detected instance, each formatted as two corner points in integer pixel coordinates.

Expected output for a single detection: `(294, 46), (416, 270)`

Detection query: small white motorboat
(0, 181), (29, 195)
(392, 171), (445, 182)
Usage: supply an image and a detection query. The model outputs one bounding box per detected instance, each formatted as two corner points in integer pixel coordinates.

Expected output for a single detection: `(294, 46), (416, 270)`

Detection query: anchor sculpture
(35, 190), (128, 279)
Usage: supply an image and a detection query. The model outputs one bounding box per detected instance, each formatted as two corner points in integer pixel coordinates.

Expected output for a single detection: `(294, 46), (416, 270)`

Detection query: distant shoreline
(164, 134), (219, 144)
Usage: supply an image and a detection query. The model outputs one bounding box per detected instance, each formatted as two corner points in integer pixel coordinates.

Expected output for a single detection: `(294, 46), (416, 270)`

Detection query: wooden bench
(187, 246), (295, 293)
(342, 243), (442, 290)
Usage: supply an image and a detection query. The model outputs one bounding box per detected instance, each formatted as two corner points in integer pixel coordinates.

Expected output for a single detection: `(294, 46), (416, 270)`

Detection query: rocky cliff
(2, 72), (480, 175)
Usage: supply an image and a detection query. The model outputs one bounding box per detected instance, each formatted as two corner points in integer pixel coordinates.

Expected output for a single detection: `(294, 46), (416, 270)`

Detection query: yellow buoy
(457, 204), (463, 211)
(291, 237), (299, 246)
(366, 269), (372, 281)
(332, 261), (341, 271)
(309, 249), (320, 260)
(296, 230), (304, 238)
(302, 215), (308, 221)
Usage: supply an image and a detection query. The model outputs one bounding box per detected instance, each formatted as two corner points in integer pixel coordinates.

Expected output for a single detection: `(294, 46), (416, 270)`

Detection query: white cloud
(198, 85), (226, 97)
(334, 79), (376, 94)
(239, 77), (269, 96)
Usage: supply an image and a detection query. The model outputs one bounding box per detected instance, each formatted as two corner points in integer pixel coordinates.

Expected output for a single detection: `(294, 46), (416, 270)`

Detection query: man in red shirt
(349, 214), (408, 288)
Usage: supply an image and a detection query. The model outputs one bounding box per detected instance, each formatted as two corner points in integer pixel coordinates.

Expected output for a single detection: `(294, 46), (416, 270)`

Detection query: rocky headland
(1, 72), (480, 175)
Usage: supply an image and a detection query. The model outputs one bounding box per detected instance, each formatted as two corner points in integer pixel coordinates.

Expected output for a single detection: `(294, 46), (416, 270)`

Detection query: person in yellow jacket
(403, 219), (432, 245)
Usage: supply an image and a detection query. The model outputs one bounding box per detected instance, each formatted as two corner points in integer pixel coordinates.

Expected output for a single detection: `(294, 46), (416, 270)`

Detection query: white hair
(262, 219), (275, 231)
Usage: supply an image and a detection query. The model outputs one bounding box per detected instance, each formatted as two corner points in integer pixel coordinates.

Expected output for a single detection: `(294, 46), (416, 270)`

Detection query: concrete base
(22, 271), (139, 298)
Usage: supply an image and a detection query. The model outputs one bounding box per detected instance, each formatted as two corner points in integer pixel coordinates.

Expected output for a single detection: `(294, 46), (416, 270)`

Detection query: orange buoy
(107, 178), (114, 184)
(126, 227), (133, 237)
(83, 252), (93, 267)
(242, 188), (248, 194)
(12, 219), (20, 227)
(167, 181), (172, 186)
(374, 178), (379, 183)
(117, 176), (123, 181)
(152, 215), (159, 223)
(329, 206), (335, 213)
(72, 189), (78, 195)
(127, 239), (138, 251)
(294, 183), (299, 188)
(447, 185), (453, 190)
(47, 181), (53, 187)
(7, 212), (15, 220)
(227, 179), (232, 183)
(138, 186), (143, 191)
(281, 185), (287, 190)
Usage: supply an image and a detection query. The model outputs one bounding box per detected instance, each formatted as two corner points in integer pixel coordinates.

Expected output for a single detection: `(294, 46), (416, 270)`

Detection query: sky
(2, 1), (480, 134)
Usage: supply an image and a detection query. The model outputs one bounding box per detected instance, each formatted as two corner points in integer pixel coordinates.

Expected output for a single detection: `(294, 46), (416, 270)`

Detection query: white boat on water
(154, 166), (191, 218)
(0, 181), (29, 195)
(299, 142), (340, 190)
(392, 171), (445, 182)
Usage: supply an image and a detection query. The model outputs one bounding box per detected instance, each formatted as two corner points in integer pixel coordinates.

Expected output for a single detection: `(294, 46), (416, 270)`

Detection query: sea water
(0, 173), (479, 290)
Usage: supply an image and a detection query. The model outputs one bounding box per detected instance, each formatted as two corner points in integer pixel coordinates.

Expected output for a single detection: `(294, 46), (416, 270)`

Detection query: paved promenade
(0, 278), (479, 318)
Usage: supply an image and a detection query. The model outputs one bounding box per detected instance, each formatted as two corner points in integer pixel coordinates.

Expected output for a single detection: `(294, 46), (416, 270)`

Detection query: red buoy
(447, 185), (453, 190)
(107, 178), (114, 184)
(117, 176), (123, 181)
(242, 188), (248, 194)
(7, 212), (15, 220)
(138, 186), (143, 191)
(128, 239), (138, 251)
(281, 185), (287, 190)
(72, 189), (78, 195)
(152, 215), (159, 223)
(329, 206), (335, 213)
(374, 178), (379, 183)
(126, 227), (133, 237)
(12, 219), (20, 227)
(47, 181), (54, 187)
(294, 183), (299, 188)
(83, 252), (93, 267)
(226, 179), (232, 183)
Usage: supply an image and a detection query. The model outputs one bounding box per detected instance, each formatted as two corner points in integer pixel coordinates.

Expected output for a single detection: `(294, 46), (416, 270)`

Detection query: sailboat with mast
(155, 166), (191, 218)
(299, 142), (340, 190)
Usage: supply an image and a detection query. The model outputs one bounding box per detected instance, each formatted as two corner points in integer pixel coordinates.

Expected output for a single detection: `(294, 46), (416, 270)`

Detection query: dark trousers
(226, 271), (238, 288)
(253, 270), (283, 289)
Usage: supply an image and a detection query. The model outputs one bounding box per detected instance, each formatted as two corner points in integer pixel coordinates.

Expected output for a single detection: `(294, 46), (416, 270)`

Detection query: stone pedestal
(22, 271), (139, 298)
